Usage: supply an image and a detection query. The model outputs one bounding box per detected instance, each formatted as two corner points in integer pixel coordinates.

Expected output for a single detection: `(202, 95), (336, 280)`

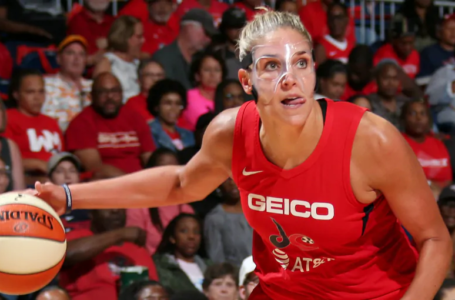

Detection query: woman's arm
(7, 139), (25, 190)
(34, 108), (238, 214)
(354, 112), (452, 300)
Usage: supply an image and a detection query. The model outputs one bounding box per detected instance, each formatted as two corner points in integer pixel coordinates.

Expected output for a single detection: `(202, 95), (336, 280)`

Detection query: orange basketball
(0, 193), (67, 295)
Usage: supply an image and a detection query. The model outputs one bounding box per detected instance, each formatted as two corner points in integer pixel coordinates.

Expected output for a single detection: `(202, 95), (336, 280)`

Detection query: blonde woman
(35, 9), (451, 300)
(93, 15), (144, 102)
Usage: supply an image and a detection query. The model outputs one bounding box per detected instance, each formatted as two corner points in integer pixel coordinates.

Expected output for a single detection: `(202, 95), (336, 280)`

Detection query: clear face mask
(249, 41), (315, 96)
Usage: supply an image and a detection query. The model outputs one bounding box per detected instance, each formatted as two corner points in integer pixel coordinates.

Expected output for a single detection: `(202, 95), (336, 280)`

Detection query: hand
(119, 227), (146, 247)
(34, 181), (67, 215)
(27, 26), (53, 39)
(96, 38), (108, 50)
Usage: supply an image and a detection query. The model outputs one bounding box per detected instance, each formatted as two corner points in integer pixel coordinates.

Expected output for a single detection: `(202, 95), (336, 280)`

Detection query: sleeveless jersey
(319, 35), (354, 64)
(232, 99), (418, 300)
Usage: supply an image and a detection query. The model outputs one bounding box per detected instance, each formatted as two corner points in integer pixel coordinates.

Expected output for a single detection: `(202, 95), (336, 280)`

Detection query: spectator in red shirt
(125, 59), (166, 122)
(142, 0), (178, 55)
(170, 0), (228, 30)
(374, 16), (420, 79)
(315, 59), (347, 100)
(342, 45), (377, 100)
(67, 0), (115, 66)
(148, 79), (195, 151)
(298, 0), (355, 45)
(3, 69), (64, 186)
(65, 72), (155, 178)
(402, 101), (452, 187)
(60, 208), (158, 300)
(275, 0), (298, 14)
(315, 2), (354, 65)
(118, 0), (148, 23)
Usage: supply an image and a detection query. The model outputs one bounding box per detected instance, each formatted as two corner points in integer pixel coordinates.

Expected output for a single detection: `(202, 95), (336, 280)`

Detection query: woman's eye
(265, 62), (278, 70)
(297, 59), (307, 68)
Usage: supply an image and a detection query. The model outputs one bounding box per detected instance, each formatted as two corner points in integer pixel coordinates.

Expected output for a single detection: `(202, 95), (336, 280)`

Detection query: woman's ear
(238, 69), (253, 95)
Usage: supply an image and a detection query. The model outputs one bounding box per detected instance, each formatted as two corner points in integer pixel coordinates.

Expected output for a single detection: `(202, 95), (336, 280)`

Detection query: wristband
(62, 184), (73, 215)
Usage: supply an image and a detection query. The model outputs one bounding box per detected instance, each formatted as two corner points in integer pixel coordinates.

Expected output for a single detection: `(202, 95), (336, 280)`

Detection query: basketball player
(29, 11), (451, 300)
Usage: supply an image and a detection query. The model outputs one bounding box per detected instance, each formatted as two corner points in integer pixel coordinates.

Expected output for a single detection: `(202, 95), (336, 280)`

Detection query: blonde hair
(108, 15), (141, 52)
(238, 8), (312, 62)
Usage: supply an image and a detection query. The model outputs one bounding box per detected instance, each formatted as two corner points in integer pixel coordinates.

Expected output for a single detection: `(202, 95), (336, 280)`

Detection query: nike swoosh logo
(242, 168), (263, 176)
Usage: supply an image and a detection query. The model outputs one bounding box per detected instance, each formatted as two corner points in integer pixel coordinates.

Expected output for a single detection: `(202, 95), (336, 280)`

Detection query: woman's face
(404, 102), (429, 137)
(171, 217), (201, 258)
(204, 275), (238, 300)
(352, 97), (372, 110)
(155, 153), (179, 166)
(15, 75), (45, 116)
(140, 62), (165, 95)
(222, 83), (245, 110)
(128, 23), (145, 58)
(239, 28), (316, 128)
(136, 285), (169, 300)
(157, 92), (184, 126)
(0, 159), (10, 194)
(50, 160), (80, 185)
(320, 72), (347, 100)
(197, 57), (223, 90)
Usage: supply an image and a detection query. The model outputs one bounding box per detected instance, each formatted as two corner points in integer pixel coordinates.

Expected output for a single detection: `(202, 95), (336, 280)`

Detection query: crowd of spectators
(1, 0), (455, 299)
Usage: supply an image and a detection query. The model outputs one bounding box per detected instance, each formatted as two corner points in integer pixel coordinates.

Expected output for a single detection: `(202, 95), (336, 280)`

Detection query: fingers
(35, 181), (42, 193)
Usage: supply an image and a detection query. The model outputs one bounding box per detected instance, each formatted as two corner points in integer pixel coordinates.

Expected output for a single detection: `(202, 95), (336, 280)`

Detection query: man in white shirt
(42, 35), (92, 132)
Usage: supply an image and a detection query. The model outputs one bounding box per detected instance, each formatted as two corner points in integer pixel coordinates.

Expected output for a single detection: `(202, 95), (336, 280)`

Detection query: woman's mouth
(281, 97), (305, 108)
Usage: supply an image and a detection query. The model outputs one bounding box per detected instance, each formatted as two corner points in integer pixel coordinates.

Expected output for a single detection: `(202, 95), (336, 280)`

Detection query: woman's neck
(197, 0), (211, 9)
(222, 200), (243, 213)
(113, 51), (135, 62)
(440, 41), (455, 52)
(159, 119), (176, 132)
(259, 101), (323, 170)
(17, 107), (38, 117)
(198, 86), (215, 101)
(175, 252), (195, 263)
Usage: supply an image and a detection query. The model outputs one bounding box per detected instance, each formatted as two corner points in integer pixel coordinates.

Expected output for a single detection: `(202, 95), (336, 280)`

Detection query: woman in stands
(93, 16), (144, 101)
(214, 79), (246, 115)
(183, 51), (226, 130)
(315, 59), (347, 100)
(153, 213), (211, 293)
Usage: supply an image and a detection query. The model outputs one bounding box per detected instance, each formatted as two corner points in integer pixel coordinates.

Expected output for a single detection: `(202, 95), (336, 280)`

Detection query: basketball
(0, 193), (67, 295)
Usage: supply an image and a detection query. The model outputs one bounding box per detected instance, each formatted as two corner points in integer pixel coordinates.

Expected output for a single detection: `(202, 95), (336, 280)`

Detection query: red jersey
(374, 44), (420, 79)
(142, 19), (177, 55)
(232, 100), (417, 299)
(3, 108), (64, 161)
(319, 35), (354, 64)
(403, 134), (452, 183)
(65, 105), (155, 173)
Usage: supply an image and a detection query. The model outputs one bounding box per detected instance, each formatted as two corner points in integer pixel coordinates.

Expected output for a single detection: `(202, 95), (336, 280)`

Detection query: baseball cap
(181, 8), (218, 36)
(47, 152), (81, 175)
(58, 35), (88, 52)
(439, 184), (455, 204)
(442, 13), (455, 25)
(220, 7), (247, 29)
(239, 256), (256, 287)
(390, 15), (418, 39)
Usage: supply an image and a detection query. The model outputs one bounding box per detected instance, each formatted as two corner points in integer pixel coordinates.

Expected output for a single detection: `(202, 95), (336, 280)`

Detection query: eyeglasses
(0, 166), (11, 177)
(224, 93), (244, 101)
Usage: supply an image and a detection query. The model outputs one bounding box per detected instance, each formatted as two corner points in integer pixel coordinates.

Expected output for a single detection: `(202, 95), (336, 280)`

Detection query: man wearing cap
(212, 8), (246, 80)
(67, 0), (115, 65)
(238, 256), (258, 300)
(374, 15), (421, 79)
(42, 35), (92, 132)
(419, 14), (455, 78)
(152, 8), (217, 90)
(142, 0), (177, 55)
